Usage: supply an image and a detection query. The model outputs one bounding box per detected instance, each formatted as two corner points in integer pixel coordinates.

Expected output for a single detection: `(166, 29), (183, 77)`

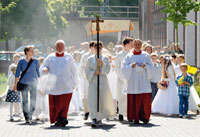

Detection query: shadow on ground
(84, 122), (116, 131)
(43, 125), (82, 130)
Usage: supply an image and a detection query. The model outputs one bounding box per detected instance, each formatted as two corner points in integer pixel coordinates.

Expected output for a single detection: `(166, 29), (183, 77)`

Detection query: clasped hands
(131, 63), (146, 68)
(95, 59), (104, 75)
(179, 81), (190, 86)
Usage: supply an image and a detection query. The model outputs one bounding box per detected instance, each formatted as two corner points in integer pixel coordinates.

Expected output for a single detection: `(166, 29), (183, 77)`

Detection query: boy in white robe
(115, 37), (133, 121)
(121, 39), (153, 124)
(79, 41), (95, 120)
(85, 42), (115, 127)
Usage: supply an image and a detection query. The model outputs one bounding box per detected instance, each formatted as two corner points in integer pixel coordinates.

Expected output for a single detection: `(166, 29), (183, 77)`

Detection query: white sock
(10, 103), (13, 118)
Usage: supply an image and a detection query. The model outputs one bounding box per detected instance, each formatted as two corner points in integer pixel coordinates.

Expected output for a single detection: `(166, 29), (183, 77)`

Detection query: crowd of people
(5, 37), (200, 128)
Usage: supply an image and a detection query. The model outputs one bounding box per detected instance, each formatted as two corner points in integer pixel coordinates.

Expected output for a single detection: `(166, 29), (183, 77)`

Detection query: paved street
(0, 97), (200, 137)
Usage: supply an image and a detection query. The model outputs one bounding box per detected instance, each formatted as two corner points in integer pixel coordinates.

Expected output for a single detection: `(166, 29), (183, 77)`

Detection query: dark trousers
(21, 84), (37, 120)
(179, 95), (189, 116)
(151, 82), (158, 102)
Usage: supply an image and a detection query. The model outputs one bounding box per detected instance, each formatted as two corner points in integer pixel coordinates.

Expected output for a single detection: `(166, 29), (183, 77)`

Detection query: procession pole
(91, 15), (104, 112)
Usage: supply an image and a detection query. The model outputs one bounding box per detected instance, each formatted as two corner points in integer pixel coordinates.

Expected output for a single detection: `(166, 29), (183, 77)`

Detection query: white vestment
(121, 51), (153, 94)
(85, 54), (115, 121)
(79, 52), (93, 113)
(115, 50), (130, 115)
(41, 52), (78, 95)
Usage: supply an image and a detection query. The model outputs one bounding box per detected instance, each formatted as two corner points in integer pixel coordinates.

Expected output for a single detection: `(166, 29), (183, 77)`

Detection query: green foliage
(0, 0), (78, 43)
(156, 0), (200, 29)
(194, 83), (200, 97)
(0, 73), (8, 96)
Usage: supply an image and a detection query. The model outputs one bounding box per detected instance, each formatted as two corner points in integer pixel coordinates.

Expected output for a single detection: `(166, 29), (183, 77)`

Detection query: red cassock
(126, 50), (151, 121)
(127, 93), (151, 121)
(49, 93), (72, 124)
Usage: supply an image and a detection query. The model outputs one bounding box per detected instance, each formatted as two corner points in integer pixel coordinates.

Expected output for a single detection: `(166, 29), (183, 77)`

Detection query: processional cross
(91, 15), (104, 112)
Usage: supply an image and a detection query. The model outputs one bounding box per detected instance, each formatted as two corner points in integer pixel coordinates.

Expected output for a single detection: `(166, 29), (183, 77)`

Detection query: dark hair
(171, 53), (176, 59)
(89, 41), (95, 48)
(24, 45), (34, 55)
(122, 37), (132, 46)
(94, 41), (103, 48)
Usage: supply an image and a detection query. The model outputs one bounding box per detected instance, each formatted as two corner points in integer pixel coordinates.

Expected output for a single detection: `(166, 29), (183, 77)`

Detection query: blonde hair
(38, 57), (44, 64)
(11, 65), (17, 74)
(180, 63), (188, 69)
(150, 53), (158, 57)
(177, 54), (185, 60)
(13, 53), (21, 60)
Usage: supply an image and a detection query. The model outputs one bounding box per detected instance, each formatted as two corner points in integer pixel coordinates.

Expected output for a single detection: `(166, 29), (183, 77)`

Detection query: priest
(85, 42), (115, 127)
(121, 39), (153, 124)
(115, 37), (133, 121)
(42, 40), (78, 127)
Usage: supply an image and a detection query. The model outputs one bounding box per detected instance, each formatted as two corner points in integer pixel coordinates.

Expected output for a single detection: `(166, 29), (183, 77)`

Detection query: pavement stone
(0, 98), (200, 137)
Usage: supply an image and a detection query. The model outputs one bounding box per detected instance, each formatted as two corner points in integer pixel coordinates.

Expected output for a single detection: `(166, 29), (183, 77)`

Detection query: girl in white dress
(152, 56), (179, 115)
(34, 57), (49, 121)
(69, 51), (83, 112)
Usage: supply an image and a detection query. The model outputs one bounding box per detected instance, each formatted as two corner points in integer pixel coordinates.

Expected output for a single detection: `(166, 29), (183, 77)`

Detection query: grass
(194, 82), (200, 97)
(0, 73), (8, 96)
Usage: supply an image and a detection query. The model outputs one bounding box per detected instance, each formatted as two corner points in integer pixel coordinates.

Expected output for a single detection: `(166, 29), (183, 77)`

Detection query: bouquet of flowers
(157, 80), (169, 90)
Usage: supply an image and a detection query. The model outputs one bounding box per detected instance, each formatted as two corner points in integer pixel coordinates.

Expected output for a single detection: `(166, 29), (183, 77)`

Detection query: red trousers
(49, 93), (72, 124)
(127, 93), (151, 121)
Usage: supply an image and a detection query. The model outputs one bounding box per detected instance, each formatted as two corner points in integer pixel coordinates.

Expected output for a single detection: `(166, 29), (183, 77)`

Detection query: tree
(156, 0), (200, 51)
(0, 0), (74, 50)
(0, 0), (18, 50)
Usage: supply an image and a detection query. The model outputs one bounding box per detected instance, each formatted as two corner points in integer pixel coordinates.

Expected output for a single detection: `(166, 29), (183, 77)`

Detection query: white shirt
(150, 63), (162, 83)
(115, 50), (130, 81)
(121, 51), (153, 94)
(79, 52), (93, 79)
(41, 52), (78, 95)
(8, 73), (15, 90)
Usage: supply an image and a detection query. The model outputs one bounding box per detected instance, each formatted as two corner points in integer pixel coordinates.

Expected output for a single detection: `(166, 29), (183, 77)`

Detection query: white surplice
(121, 51), (153, 94)
(85, 54), (115, 121)
(115, 50), (130, 116)
(41, 52), (78, 95)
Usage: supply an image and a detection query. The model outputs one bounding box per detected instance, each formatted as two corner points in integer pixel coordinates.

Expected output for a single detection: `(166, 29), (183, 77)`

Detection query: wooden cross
(91, 16), (104, 32)
(91, 15), (104, 112)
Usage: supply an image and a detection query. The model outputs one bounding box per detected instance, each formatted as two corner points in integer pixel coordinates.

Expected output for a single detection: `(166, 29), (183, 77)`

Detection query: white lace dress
(152, 65), (179, 115)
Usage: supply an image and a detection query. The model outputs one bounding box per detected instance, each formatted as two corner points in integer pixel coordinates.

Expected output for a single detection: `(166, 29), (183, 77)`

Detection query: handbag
(17, 59), (34, 91)
(5, 90), (21, 102)
(157, 80), (169, 90)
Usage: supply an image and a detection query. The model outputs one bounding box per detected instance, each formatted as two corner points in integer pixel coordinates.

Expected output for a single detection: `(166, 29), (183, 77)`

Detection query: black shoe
(25, 119), (31, 124)
(128, 120), (133, 122)
(84, 112), (89, 120)
(10, 118), (14, 122)
(61, 119), (68, 127)
(179, 115), (183, 118)
(91, 119), (97, 127)
(141, 119), (149, 124)
(134, 120), (139, 124)
(54, 121), (62, 127)
(118, 114), (124, 121)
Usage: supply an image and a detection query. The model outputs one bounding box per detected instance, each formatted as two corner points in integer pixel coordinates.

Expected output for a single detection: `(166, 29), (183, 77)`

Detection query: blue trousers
(179, 95), (189, 116)
(21, 84), (37, 120)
